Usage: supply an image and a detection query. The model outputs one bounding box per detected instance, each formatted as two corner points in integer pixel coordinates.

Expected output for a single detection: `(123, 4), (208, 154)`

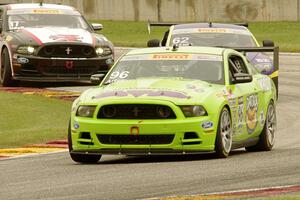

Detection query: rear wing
(233, 46), (279, 98)
(147, 20), (248, 34)
(233, 46), (279, 74)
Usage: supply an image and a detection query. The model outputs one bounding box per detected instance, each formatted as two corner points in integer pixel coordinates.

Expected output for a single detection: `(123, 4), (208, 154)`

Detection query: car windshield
(103, 53), (224, 85)
(8, 14), (91, 30)
(170, 28), (257, 47)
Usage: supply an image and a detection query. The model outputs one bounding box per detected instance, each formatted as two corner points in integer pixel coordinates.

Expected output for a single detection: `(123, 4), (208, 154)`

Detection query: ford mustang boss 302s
(0, 3), (114, 86)
(68, 46), (277, 163)
(147, 22), (279, 95)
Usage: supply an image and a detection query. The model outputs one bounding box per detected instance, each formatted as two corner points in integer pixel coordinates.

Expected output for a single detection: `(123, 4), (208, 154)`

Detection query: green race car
(68, 46), (277, 163)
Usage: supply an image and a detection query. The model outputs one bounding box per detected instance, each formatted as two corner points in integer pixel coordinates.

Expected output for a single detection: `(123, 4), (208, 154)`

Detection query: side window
(161, 30), (169, 46)
(229, 55), (248, 74)
(228, 55), (249, 84)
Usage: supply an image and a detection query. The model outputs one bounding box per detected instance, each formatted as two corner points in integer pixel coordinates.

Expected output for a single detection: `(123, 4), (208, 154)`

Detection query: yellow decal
(269, 70), (279, 78)
(32, 9), (60, 14)
(198, 28), (227, 33)
(5, 35), (13, 42)
(151, 54), (191, 60)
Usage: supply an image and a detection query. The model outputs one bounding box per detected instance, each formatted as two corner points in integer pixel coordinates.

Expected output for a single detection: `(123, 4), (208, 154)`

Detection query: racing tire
(0, 48), (18, 87)
(68, 122), (101, 164)
(215, 107), (233, 158)
(245, 101), (276, 152)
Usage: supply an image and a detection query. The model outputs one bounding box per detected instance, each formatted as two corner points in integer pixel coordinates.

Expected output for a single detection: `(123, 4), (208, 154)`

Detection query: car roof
(125, 46), (227, 56)
(5, 3), (75, 11)
(173, 23), (249, 31)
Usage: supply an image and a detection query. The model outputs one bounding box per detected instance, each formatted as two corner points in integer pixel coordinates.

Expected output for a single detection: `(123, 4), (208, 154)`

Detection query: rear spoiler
(147, 20), (248, 34)
(233, 46), (279, 73)
(233, 46), (279, 98)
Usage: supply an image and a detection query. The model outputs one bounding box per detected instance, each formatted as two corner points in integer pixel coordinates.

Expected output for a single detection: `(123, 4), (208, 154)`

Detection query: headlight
(95, 46), (112, 56)
(17, 46), (36, 55)
(76, 105), (96, 118)
(180, 105), (207, 117)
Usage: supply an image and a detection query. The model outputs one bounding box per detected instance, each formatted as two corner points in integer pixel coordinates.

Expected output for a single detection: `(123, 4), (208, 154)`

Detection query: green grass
(90, 20), (169, 47)
(0, 91), (71, 148)
(250, 22), (300, 52)
(91, 20), (300, 52)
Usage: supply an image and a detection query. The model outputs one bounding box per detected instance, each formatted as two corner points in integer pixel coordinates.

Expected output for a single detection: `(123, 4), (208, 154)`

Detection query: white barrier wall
(1, 0), (299, 22)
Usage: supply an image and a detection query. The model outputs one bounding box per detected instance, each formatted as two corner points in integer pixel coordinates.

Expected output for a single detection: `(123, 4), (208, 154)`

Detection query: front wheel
(0, 48), (18, 87)
(68, 122), (101, 164)
(246, 101), (276, 152)
(215, 107), (232, 158)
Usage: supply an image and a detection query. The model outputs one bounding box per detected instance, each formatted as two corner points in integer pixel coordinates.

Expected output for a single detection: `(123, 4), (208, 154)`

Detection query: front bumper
(12, 54), (113, 82)
(70, 101), (218, 155)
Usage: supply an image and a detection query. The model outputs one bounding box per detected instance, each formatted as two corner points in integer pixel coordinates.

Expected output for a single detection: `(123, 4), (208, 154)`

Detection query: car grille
(97, 104), (177, 119)
(38, 44), (97, 58)
(97, 134), (175, 145)
(42, 65), (99, 75)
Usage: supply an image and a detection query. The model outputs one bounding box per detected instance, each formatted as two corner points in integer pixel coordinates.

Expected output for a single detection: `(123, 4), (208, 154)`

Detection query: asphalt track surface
(1, 51), (300, 200)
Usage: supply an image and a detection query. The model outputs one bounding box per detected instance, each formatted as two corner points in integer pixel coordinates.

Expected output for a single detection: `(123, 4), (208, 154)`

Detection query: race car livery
(0, 3), (114, 86)
(68, 46), (277, 163)
(147, 22), (279, 93)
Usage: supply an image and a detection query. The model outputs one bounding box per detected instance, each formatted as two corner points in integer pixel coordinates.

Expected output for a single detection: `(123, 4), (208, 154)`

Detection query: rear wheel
(215, 107), (232, 158)
(68, 122), (101, 164)
(0, 48), (18, 87)
(246, 101), (276, 152)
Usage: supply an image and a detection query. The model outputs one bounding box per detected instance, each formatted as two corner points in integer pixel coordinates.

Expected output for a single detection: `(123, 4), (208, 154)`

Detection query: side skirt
(232, 137), (259, 150)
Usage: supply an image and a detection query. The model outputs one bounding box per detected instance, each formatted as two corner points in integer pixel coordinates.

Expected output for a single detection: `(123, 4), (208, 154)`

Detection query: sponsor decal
(130, 126), (139, 136)
(186, 84), (205, 93)
(151, 54), (191, 60)
(246, 94), (258, 134)
(260, 110), (265, 126)
(228, 98), (237, 131)
(17, 57), (29, 64)
(237, 97), (244, 128)
(121, 54), (222, 61)
(219, 87), (235, 99)
(49, 34), (83, 42)
(255, 58), (270, 63)
(94, 89), (189, 99)
(202, 121), (213, 129)
(32, 9), (60, 14)
(74, 122), (79, 129)
(65, 61), (74, 69)
(198, 28), (227, 33)
(258, 77), (272, 92)
(228, 98), (236, 107)
(172, 28), (252, 35)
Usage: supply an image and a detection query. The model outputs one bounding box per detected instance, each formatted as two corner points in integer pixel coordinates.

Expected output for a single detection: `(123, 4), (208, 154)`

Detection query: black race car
(0, 3), (114, 86)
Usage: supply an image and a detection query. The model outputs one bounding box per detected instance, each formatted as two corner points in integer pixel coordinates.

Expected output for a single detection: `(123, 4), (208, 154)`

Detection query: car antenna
(209, 22), (212, 27)
(172, 44), (179, 51)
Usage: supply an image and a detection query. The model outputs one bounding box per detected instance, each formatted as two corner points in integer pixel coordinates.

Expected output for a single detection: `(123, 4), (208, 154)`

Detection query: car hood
(10, 27), (109, 46)
(79, 78), (224, 105)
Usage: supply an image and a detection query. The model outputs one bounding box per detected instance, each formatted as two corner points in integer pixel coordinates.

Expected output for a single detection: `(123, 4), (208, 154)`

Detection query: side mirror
(90, 73), (105, 85)
(232, 73), (253, 84)
(262, 40), (274, 47)
(91, 23), (103, 31)
(147, 39), (160, 47)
